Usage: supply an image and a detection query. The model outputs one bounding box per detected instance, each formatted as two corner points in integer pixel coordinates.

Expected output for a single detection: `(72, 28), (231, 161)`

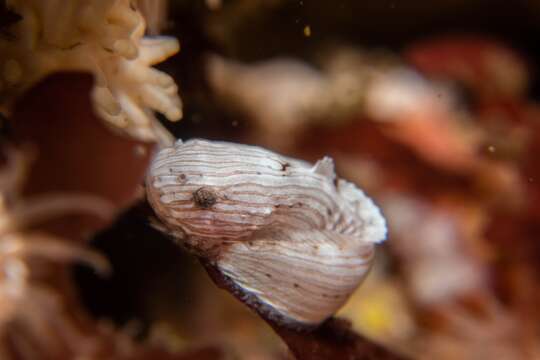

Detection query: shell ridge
(146, 139), (387, 327)
(217, 228), (374, 324)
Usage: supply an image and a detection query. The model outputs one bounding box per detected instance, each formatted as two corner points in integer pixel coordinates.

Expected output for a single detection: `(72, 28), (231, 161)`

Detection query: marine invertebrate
(0, 148), (115, 358)
(146, 138), (387, 326)
(0, 0), (182, 142)
(405, 36), (529, 99)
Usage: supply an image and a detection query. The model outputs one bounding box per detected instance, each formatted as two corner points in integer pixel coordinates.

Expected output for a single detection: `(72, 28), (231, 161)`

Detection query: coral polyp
(0, 0), (182, 142)
(0, 149), (114, 359)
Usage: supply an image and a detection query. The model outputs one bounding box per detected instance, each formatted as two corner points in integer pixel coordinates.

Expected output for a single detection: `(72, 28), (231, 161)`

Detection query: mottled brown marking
(177, 173), (187, 183)
(193, 187), (217, 208)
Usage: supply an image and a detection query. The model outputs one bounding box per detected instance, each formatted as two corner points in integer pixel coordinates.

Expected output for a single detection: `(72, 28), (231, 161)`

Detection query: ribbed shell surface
(146, 139), (387, 325)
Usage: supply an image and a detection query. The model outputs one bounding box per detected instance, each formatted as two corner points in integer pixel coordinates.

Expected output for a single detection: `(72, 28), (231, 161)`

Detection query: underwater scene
(0, 1), (539, 359)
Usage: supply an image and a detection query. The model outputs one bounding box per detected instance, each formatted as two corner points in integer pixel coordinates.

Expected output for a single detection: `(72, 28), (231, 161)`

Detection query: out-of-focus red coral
(381, 112), (481, 173)
(404, 36), (529, 99)
(298, 120), (474, 199)
(292, 34), (540, 359)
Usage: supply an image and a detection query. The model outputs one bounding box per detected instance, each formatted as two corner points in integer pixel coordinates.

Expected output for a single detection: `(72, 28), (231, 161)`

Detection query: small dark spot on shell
(281, 162), (291, 171)
(265, 273), (272, 278)
(177, 174), (187, 183)
(326, 208), (332, 215)
(293, 283), (300, 288)
(256, 171), (262, 175)
(193, 187), (217, 208)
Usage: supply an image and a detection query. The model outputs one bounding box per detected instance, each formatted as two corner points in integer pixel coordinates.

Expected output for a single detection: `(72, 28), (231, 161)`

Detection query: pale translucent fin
(217, 228), (374, 326)
(312, 156), (336, 180)
(337, 179), (388, 244)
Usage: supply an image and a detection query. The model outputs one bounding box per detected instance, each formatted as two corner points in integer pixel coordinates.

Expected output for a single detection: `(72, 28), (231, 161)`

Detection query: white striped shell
(146, 139), (387, 326)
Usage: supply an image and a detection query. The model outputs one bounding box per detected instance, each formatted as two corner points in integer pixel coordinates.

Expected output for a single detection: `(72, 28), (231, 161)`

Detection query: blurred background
(64, 0), (540, 359)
